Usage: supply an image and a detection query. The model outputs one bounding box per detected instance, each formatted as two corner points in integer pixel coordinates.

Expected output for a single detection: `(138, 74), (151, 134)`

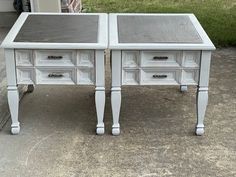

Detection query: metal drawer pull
(153, 56), (168, 60)
(153, 74), (167, 78)
(47, 56), (63, 60)
(48, 73), (64, 78)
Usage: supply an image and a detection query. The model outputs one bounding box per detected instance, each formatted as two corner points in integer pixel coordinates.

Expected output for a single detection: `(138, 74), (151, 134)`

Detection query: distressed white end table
(109, 13), (215, 135)
(1, 13), (108, 135)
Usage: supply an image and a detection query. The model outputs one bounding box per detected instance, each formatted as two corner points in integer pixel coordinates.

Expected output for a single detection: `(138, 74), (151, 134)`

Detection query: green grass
(83, 0), (236, 47)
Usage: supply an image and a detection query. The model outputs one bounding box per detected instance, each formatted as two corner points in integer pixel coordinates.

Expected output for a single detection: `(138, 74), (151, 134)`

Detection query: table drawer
(181, 69), (199, 85)
(141, 51), (181, 67)
(77, 68), (94, 85)
(122, 69), (139, 85)
(140, 69), (180, 85)
(36, 68), (76, 85)
(77, 50), (95, 67)
(15, 50), (33, 66)
(182, 51), (200, 67)
(35, 50), (76, 66)
(16, 68), (35, 84)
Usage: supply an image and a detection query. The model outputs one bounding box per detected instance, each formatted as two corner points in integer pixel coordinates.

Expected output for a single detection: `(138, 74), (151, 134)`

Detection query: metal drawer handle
(47, 56), (63, 60)
(48, 73), (64, 78)
(153, 74), (167, 78)
(153, 56), (168, 60)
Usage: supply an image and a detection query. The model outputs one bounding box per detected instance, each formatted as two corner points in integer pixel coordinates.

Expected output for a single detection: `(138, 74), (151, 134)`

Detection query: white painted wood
(1, 13), (108, 49)
(17, 68), (35, 84)
(196, 89), (208, 135)
(5, 48), (20, 134)
(140, 69), (181, 85)
(95, 50), (105, 86)
(109, 13), (215, 50)
(15, 50), (33, 66)
(181, 69), (199, 85)
(109, 14), (215, 135)
(198, 51), (212, 87)
(8, 87), (20, 134)
(122, 69), (139, 85)
(2, 13), (107, 135)
(111, 50), (122, 87)
(111, 90), (121, 136)
(36, 68), (76, 85)
(111, 50), (122, 135)
(34, 50), (76, 66)
(141, 51), (181, 67)
(5, 49), (17, 86)
(180, 85), (188, 92)
(77, 50), (95, 67)
(95, 50), (105, 134)
(122, 51), (139, 68)
(95, 88), (105, 135)
(77, 68), (94, 85)
(182, 51), (200, 68)
(195, 50), (212, 135)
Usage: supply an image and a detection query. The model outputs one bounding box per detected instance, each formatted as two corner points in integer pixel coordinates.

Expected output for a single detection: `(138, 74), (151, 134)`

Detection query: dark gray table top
(14, 15), (99, 43)
(117, 15), (203, 44)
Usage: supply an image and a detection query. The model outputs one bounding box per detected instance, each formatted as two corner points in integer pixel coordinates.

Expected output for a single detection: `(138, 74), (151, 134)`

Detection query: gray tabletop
(14, 15), (99, 43)
(117, 15), (203, 44)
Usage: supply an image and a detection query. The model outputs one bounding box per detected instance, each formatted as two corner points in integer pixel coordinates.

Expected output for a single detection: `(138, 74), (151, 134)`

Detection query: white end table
(109, 13), (215, 135)
(1, 13), (108, 135)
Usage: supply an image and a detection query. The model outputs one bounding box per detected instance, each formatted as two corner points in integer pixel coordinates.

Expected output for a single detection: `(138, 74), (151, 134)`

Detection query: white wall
(0, 0), (15, 12)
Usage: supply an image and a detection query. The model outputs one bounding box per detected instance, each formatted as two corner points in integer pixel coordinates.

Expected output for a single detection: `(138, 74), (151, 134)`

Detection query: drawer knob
(47, 56), (63, 60)
(48, 73), (63, 78)
(153, 56), (168, 60)
(153, 74), (167, 78)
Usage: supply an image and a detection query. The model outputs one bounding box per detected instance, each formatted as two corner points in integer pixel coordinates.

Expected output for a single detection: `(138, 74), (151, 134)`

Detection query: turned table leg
(95, 50), (105, 135)
(8, 86), (20, 134)
(95, 87), (105, 135)
(196, 87), (208, 135)
(5, 49), (20, 134)
(195, 51), (212, 135)
(111, 50), (122, 135)
(111, 87), (121, 135)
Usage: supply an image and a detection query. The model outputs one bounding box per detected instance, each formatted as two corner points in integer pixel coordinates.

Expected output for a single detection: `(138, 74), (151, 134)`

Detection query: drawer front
(122, 51), (139, 68)
(141, 51), (181, 67)
(77, 68), (94, 85)
(17, 68), (35, 84)
(122, 69), (139, 85)
(181, 69), (199, 85)
(140, 69), (180, 85)
(77, 50), (95, 67)
(36, 68), (76, 85)
(15, 50), (33, 66)
(35, 50), (76, 66)
(182, 51), (200, 67)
